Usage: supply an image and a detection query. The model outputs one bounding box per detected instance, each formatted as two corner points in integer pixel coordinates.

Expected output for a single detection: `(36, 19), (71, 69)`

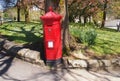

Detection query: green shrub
(70, 28), (80, 38)
(79, 29), (97, 46)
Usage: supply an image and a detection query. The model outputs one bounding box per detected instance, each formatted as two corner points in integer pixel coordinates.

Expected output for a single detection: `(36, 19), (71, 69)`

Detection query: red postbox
(40, 7), (62, 65)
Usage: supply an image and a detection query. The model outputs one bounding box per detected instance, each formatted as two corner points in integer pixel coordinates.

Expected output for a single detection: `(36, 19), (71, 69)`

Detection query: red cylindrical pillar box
(40, 7), (62, 65)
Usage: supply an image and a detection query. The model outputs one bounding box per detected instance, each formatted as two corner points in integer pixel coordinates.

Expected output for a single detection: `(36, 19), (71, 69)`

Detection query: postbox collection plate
(48, 41), (54, 48)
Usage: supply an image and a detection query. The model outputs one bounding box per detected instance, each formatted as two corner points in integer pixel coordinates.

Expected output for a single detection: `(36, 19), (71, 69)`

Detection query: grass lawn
(0, 22), (43, 44)
(92, 29), (120, 55)
(70, 23), (120, 55)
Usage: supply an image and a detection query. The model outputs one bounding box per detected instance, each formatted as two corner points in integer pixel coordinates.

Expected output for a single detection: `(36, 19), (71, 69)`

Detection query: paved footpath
(0, 51), (120, 81)
(105, 19), (120, 29)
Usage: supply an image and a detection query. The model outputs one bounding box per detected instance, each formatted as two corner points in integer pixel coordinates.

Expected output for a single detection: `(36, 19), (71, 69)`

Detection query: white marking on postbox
(48, 41), (53, 48)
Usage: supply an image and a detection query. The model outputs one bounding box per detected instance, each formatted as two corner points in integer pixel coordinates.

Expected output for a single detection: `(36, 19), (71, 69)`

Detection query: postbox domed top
(40, 7), (62, 25)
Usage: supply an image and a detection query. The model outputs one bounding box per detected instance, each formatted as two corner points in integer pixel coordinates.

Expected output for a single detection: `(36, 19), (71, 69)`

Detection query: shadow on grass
(0, 23), (45, 61)
(1, 26), (42, 42)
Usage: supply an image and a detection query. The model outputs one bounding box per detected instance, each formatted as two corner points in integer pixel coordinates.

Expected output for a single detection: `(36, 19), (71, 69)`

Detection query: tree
(68, 0), (100, 24)
(21, 0), (44, 22)
(110, 0), (120, 19)
(101, 0), (109, 28)
(62, 0), (71, 54)
(32, 0), (44, 11)
(20, 0), (30, 23)
(45, 0), (60, 13)
(4, 0), (17, 9)
(16, 0), (21, 22)
(16, 0), (39, 22)
(16, 0), (29, 22)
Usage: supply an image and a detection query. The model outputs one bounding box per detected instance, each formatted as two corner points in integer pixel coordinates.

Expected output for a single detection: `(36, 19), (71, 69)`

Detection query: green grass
(70, 23), (120, 55)
(0, 22), (43, 44)
(92, 29), (120, 55)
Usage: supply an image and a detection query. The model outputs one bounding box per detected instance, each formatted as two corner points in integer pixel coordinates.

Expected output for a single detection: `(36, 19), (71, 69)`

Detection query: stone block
(112, 59), (120, 66)
(72, 50), (89, 60)
(18, 48), (40, 62)
(18, 48), (29, 56)
(68, 59), (87, 68)
(101, 60), (111, 67)
(24, 50), (40, 60)
(87, 60), (99, 71)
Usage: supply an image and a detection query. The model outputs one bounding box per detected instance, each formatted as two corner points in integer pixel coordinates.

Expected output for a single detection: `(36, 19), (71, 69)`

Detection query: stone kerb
(0, 38), (44, 66)
(67, 51), (120, 71)
(0, 38), (120, 70)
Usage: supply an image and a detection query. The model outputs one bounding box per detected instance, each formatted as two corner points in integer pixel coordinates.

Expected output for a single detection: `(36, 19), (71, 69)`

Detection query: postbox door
(44, 24), (62, 60)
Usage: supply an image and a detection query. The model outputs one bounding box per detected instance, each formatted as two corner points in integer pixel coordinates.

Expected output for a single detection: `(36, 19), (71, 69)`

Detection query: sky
(0, 0), (18, 10)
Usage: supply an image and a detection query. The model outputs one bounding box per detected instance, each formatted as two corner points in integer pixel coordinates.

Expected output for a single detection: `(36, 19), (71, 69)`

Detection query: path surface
(0, 51), (120, 81)
(105, 19), (120, 29)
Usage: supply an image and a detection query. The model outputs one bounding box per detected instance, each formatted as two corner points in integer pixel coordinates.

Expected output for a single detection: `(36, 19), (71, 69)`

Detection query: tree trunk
(62, 0), (70, 54)
(17, 6), (20, 22)
(84, 16), (87, 24)
(45, 0), (60, 13)
(79, 15), (81, 23)
(45, 0), (53, 13)
(25, 6), (30, 23)
(101, 0), (108, 28)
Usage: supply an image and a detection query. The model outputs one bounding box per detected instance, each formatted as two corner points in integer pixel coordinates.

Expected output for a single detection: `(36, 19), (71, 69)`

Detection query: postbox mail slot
(47, 25), (52, 26)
